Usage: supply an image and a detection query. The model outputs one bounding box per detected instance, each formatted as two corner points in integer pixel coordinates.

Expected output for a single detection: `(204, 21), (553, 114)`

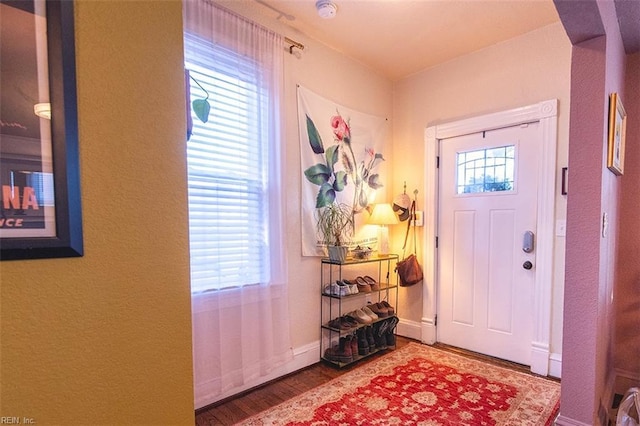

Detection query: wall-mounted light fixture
(34, 102), (51, 120)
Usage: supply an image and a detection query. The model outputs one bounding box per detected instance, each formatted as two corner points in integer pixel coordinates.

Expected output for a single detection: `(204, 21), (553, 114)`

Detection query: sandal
(363, 275), (380, 291)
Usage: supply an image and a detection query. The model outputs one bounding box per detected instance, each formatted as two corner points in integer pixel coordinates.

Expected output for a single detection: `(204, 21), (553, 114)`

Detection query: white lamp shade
(368, 203), (399, 225)
(368, 203), (398, 255)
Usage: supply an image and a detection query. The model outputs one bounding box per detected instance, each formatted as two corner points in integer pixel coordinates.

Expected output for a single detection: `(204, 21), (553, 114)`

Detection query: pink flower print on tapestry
(331, 115), (351, 143)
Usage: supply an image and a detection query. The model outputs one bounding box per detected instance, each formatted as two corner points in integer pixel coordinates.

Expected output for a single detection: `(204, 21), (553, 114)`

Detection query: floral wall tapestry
(297, 86), (389, 257)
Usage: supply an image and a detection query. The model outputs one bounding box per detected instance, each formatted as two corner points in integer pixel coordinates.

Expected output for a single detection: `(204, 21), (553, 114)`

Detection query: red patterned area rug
(238, 342), (560, 426)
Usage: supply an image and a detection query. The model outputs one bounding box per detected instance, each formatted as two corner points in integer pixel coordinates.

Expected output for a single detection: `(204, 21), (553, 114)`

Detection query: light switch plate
(555, 220), (566, 237)
(412, 211), (424, 227)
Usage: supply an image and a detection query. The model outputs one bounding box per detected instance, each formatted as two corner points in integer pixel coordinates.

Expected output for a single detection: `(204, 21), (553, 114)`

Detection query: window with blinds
(185, 33), (269, 293)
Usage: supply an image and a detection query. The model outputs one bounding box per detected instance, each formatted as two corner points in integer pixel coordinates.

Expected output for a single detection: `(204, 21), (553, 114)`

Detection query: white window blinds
(185, 33), (269, 293)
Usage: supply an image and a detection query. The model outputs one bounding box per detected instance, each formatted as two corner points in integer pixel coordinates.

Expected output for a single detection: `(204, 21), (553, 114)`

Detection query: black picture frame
(561, 167), (568, 195)
(0, 0), (83, 260)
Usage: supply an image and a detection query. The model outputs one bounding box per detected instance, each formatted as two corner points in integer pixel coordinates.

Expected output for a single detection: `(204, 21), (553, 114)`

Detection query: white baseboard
(196, 341), (320, 409)
(397, 317), (422, 341)
(549, 352), (562, 378)
(531, 341), (550, 376)
(420, 316), (437, 344)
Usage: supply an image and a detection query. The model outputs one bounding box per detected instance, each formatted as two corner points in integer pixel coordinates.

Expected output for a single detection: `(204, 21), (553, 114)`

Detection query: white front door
(437, 123), (539, 365)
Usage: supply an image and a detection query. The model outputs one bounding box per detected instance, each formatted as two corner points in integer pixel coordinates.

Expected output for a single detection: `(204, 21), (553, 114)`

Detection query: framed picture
(561, 167), (568, 195)
(0, 0), (83, 260)
(607, 92), (627, 176)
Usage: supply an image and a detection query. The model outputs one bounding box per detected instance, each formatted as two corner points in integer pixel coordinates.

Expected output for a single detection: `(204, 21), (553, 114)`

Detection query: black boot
(365, 326), (376, 350)
(356, 328), (369, 355)
(385, 317), (399, 347)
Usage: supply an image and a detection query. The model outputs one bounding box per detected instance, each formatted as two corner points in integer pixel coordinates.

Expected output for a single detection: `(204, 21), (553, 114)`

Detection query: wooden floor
(194, 336), (558, 425)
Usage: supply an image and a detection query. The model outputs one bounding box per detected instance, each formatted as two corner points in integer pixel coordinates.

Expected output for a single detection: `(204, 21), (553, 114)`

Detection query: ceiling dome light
(34, 102), (51, 120)
(315, 0), (337, 19)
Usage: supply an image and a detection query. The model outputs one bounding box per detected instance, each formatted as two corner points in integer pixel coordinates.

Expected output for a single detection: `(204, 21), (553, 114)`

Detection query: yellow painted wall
(0, 1), (195, 424)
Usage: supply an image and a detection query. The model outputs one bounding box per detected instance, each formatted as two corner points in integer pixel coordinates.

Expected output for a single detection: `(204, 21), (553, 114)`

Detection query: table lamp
(368, 203), (399, 256)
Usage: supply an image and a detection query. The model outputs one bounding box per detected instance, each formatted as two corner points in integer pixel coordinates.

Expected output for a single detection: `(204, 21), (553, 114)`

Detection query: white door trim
(422, 100), (558, 376)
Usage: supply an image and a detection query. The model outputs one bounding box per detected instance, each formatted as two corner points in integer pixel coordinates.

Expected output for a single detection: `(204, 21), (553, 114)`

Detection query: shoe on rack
(380, 300), (395, 316)
(363, 275), (380, 291)
(347, 334), (358, 358)
(385, 316), (399, 346)
(323, 282), (340, 296)
(355, 276), (371, 293)
(324, 339), (353, 364)
(328, 317), (352, 331)
(340, 336), (353, 359)
(362, 306), (379, 321)
(351, 308), (373, 324)
(356, 328), (369, 355)
(343, 279), (359, 294)
(368, 302), (388, 318)
(374, 318), (389, 337)
(376, 302), (391, 317)
(342, 316), (359, 328)
(386, 330), (396, 346)
(336, 280), (351, 296)
(374, 331), (387, 349)
(372, 322), (388, 349)
(365, 326), (376, 349)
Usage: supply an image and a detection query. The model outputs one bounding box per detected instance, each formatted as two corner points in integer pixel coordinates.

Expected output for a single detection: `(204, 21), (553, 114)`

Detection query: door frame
(422, 100), (558, 375)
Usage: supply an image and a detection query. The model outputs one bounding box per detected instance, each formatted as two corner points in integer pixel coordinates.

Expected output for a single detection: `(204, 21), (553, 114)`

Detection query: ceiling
(216, 0), (562, 81)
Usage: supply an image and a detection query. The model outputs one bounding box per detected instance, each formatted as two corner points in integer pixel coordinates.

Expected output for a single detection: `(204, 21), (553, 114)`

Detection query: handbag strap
(401, 200), (416, 258)
(412, 201), (418, 255)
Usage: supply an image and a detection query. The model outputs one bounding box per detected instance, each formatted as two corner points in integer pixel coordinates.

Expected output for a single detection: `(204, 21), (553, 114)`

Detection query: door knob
(523, 261), (533, 270)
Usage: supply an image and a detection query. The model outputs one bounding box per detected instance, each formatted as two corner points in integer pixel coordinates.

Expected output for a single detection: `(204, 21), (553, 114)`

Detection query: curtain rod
(285, 37), (304, 54)
(202, 0), (304, 54)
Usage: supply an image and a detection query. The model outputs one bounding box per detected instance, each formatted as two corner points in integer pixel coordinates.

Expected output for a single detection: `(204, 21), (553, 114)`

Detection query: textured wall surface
(0, 1), (194, 424)
(616, 52), (640, 376)
(561, 35), (607, 424)
(559, 0), (629, 423)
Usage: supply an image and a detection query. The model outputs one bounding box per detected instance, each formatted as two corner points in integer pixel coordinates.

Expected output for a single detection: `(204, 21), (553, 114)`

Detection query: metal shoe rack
(320, 254), (399, 367)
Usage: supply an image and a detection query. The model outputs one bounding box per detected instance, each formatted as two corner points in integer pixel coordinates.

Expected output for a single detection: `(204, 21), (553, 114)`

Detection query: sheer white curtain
(183, 0), (292, 409)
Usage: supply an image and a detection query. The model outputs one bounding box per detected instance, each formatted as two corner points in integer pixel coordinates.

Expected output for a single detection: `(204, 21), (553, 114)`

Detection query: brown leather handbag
(396, 200), (423, 286)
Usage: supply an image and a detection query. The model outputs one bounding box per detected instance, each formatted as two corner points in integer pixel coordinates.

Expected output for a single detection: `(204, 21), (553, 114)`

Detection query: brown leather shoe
(324, 337), (353, 363)
(362, 306), (379, 321)
(363, 275), (380, 291)
(368, 302), (388, 318)
(349, 309), (373, 324)
(380, 300), (395, 316)
(355, 276), (371, 293)
(347, 334), (358, 357)
(328, 318), (351, 330)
